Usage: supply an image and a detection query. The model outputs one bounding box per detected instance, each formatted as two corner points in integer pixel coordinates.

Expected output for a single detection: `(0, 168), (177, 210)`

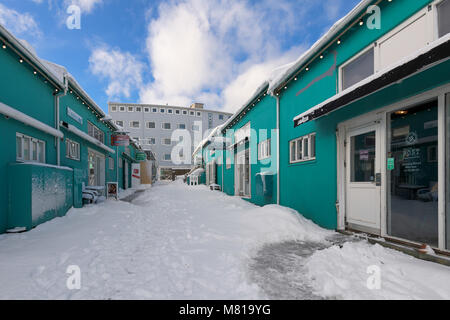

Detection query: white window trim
(339, 3), (444, 93)
(144, 107), (150, 113)
(147, 121), (156, 129)
(162, 154), (171, 161)
(289, 133), (316, 164)
(135, 107), (142, 113)
(196, 112), (202, 117)
(66, 138), (81, 161)
(109, 157), (114, 170)
(111, 106), (117, 112)
(161, 138), (172, 145)
(175, 109), (181, 115)
(147, 138), (156, 145)
(16, 133), (46, 163)
(160, 108), (165, 113)
(258, 139), (271, 160)
(183, 110), (188, 115)
(129, 121), (140, 129)
(152, 108), (158, 113)
(178, 123), (186, 129)
(161, 123), (171, 130)
(167, 109), (173, 114)
(128, 107), (134, 112)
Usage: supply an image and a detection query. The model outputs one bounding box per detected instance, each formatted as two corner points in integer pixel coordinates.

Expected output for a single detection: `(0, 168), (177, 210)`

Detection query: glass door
(387, 100), (439, 247)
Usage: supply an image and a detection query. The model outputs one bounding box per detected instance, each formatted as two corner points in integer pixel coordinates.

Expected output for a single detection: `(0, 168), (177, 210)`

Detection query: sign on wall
(112, 134), (130, 147)
(136, 152), (147, 161)
(67, 107), (83, 124)
(107, 182), (118, 200)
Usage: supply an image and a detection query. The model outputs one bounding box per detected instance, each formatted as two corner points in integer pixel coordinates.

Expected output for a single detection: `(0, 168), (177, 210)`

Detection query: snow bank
(304, 241), (450, 300)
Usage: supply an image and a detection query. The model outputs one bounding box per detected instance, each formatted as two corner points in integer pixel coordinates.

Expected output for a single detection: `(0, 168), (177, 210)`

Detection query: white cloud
(90, 0), (349, 112)
(0, 3), (41, 37)
(89, 46), (145, 100)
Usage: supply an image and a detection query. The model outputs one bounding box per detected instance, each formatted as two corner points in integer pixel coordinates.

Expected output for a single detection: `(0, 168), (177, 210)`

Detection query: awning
(60, 121), (115, 154)
(0, 102), (64, 138)
(121, 152), (136, 163)
(293, 35), (450, 128)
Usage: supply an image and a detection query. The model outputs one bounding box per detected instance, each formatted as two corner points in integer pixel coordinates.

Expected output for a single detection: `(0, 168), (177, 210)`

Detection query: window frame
(178, 123), (186, 129)
(258, 139), (271, 160)
(162, 138), (172, 146)
(16, 133), (46, 164)
(88, 121), (105, 144)
(162, 122), (171, 130)
(147, 121), (156, 129)
(128, 106), (134, 112)
(66, 138), (81, 161)
(339, 44), (375, 92)
(111, 106), (117, 112)
(129, 121), (140, 129)
(289, 133), (316, 164)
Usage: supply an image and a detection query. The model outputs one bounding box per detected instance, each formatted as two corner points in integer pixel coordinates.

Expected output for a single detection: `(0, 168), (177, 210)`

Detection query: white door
(345, 123), (382, 234)
(235, 149), (250, 197)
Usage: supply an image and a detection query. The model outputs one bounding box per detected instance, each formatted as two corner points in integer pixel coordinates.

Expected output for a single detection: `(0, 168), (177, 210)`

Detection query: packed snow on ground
(0, 181), (448, 300)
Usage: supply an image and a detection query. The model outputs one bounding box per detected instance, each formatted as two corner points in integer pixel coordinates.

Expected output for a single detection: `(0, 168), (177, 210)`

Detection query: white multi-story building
(108, 102), (232, 178)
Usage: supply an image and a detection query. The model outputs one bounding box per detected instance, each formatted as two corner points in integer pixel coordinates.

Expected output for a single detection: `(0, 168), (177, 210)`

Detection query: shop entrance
(88, 149), (105, 187)
(235, 149), (250, 197)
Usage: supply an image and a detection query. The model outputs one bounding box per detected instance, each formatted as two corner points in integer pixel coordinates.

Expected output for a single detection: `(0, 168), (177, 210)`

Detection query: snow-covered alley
(0, 181), (449, 300)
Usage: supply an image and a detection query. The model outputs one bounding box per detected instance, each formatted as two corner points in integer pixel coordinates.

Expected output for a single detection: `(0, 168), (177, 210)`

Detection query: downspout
(276, 95), (280, 205)
(54, 74), (68, 166)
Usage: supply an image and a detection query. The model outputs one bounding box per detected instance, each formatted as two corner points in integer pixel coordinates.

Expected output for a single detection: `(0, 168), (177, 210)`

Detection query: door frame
(88, 148), (106, 187)
(337, 83), (450, 251)
(234, 148), (251, 198)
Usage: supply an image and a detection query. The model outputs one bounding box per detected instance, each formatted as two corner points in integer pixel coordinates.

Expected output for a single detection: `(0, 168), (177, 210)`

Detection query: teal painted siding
(0, 43), (59, 233)
(278, 0), (444, 229)
(221, 93), (278, 206)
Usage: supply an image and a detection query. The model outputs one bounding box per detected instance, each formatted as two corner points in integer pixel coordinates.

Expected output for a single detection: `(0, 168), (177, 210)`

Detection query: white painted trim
(0, 102), (63, 138)
(61, 122), (115, 154)
(339, 44), (375, 92)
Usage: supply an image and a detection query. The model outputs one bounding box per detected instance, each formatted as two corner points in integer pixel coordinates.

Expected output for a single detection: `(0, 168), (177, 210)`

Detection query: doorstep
(338, 230), (450, 267)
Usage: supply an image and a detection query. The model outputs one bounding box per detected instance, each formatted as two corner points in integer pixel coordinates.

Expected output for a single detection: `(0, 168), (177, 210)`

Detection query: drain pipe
(276, 95), (280, 205)
(54, 74), (68, 166)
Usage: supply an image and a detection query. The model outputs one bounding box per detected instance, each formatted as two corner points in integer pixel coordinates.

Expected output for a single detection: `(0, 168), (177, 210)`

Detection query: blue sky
(0, 0), (360, 113)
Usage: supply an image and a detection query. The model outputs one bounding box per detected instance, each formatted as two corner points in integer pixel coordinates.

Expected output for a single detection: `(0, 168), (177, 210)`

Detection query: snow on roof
(192, 125), (224, 156)
(0, 25), (65, 88)
(293, 33), (450, 123)
(189, 168), (205, 176)
(267, 0), (372, 94)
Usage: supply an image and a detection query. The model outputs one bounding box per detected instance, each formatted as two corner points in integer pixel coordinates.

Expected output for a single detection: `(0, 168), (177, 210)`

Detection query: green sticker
(387, 158), (395, 171)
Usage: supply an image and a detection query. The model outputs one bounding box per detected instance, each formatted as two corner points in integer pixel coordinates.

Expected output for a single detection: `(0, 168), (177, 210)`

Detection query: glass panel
(23, 137), (30, 161)
(32, 141), (38, 161)
(342, 48), (374, 90)
(16, 136), (22, 159)
(290, 142), (296, 162)
(446, 94), (450, 249)
(304, 137), (309, 158)
(350, 131), (375, 182)
(296, 139), (303, 160)
(438, 0), (450, 38)
(311, 135), (316, 158)
(388, 101), (438, 247)
(38, 142), (44, 163)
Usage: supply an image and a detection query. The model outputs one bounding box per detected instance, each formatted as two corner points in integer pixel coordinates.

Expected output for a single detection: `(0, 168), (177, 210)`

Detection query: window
(162, 138), (172, 145)
(130, 121), (140, 128)
(190, 111), (195, 116)
(111, 106), (117, 112)
(341, 47), (374, 90)
(289, 133), (316, 163)
(16, 133), (45, 163)
(178, 123), (186, 129)
(183, 110), (188, 115)
(136, 107), (142, 112)
(147, 138), (156, 145)
(197, 112), (201, 117)
(226, 157), (231, 169)
(175, 109), (180, 115)
(109, 157), (114, 170)
(192, 125), (200, 131)
(88, 122), (105, 144)
(219, 114), (224, 120)
(162, 123), (171, 130)
(128, 106), (134, 112)
(152, 108), (158, 113)
(438, 0), (450, 37)
(160, 108), (165, 113)
(258, 139), (271, 160)
(119, 106), (125, 112)
(116, 120), (124, 127)
(147, 122), (156, 129)
(168, 109), (173, 114)
(66, 138), (80, 161)
(144, 107), (150, 113)
(163, 154), (171, 161)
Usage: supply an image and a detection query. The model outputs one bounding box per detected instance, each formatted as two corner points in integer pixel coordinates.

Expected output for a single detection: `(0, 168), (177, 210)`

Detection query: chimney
(190, 103), (204, 109)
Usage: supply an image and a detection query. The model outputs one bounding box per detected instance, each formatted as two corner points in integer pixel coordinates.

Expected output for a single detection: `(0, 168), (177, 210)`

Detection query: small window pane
(310, 135), (316, 158)
(350, 131), (376, 182)
(32, 141), (38, 161)
(38, 142), (44, 163)
(304, 137), (309, 158)
(342, 48), (374, 90)
(16, 136), (22, 159)
(296, 139), (303, 160)
(290, 142), (296, 162)
(438, 0), (450, 38)
(23, 137), (30, 161)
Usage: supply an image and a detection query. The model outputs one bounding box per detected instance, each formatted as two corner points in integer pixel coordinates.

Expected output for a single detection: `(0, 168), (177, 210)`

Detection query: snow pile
(304, 241), (450, 300)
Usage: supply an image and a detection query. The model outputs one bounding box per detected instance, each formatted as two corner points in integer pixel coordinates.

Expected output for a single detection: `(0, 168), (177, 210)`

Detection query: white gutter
(60, 122), (115, 154)
(0, 101), (63, 138)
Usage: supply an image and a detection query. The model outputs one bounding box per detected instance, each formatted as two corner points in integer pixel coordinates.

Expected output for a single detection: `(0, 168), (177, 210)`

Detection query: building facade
(108, 102), (232, 179)
(194, 0), (450, 253)
(0, 23), (144, 233)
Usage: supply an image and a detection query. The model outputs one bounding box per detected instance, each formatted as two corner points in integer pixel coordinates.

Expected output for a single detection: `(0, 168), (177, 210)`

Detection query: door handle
(375, 173), (382, 186)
